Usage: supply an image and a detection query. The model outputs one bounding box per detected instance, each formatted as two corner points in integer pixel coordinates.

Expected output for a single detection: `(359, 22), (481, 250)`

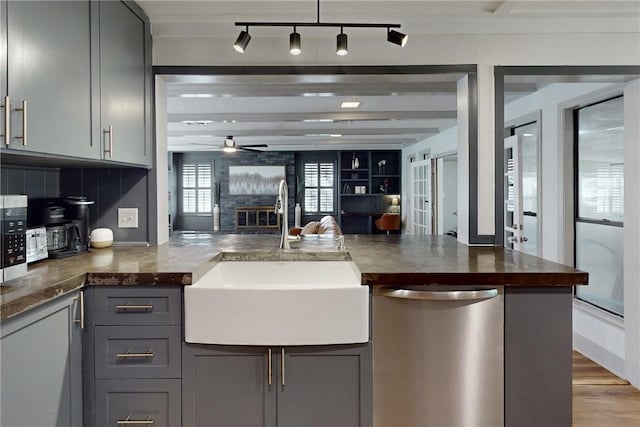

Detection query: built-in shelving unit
(338, 150), (401, 234)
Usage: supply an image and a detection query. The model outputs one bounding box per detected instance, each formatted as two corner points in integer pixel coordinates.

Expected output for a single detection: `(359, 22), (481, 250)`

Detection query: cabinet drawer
(95, 326), (181, 379)
(95, 379), (181, 427)
(93, 287), (181, 326)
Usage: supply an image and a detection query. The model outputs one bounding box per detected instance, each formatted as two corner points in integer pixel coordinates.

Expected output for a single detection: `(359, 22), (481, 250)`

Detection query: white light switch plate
(118, 208), (139, 228)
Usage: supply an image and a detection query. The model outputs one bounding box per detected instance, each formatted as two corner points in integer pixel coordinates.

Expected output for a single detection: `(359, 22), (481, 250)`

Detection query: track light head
(233, 29), (251, 53)
(289, 28), (301, 55)
(387, 29), (407, 47)
(336, 31), (348, 56)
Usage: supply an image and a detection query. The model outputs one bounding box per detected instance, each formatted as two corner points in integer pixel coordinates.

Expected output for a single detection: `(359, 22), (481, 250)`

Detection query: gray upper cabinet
(0, 0), (151, 166)
(2, 0), (96, 159)
(1, 291), (84, 427)
(96, 0), (149, 167)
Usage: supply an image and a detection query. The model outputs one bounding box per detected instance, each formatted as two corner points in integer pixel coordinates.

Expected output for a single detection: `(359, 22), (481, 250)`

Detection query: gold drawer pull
(115, 304), (153, 312)
(116, 350), (155, 359)
(116, 415), (154, 425)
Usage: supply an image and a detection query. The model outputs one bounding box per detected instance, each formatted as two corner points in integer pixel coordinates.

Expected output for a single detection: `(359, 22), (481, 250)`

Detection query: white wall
(155, 78), (169, 245)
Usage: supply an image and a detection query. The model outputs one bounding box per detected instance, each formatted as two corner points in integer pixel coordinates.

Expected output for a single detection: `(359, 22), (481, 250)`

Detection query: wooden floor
(573, 351), (640, 426)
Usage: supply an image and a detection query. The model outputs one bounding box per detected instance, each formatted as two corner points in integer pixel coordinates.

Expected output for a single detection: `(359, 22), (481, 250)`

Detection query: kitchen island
(1, 233), (586, 320)
(0, 233), (586, 427)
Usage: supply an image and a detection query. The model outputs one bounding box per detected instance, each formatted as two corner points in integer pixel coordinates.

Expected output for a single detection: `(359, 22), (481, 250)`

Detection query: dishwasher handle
(378, 288), (498, 301)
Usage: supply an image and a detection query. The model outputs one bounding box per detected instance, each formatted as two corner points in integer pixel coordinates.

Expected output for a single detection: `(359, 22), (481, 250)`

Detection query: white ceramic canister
(90, 228), (114, 248)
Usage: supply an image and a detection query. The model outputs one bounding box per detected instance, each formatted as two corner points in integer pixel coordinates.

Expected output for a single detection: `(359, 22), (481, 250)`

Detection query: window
(304, 162), (335, 213)
(181, 162), (213, 215)
(574, 96), (624, 316)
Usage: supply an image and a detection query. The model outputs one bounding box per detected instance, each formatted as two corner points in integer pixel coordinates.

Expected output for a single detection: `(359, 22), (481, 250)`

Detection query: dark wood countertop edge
(361, 272), (589, 287)
(85, 272), (194, 286)
(2, 266), (587, 322)
(1, 274), (86, 322)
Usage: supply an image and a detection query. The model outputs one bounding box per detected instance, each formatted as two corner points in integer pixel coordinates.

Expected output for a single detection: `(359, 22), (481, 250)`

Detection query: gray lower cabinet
(0, 291), (83, 427)
(2, 0), (95, 159)
(505, 287), (573, 427)
(95, 0), (149, 166)
(95, 379), (181, 427)
(182, 343), (372, 427)
(84, 286), (182, 427)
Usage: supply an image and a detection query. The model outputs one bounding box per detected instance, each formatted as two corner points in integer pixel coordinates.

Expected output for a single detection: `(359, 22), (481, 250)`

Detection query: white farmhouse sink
(184, 259), (369, 346)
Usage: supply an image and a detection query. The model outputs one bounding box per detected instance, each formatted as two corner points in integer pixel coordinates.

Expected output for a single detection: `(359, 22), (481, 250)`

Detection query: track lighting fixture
(233, 0), (406, 54)
(233, 27), (251, 53)
(336, 29), (348, 56)
(387, 29), (408, 47)
(289, 27), (301, 55)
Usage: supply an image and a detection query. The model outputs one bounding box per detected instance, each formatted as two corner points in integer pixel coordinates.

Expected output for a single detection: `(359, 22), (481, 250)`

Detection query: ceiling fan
(221, 136), (267, 152)
(192, 136), (268, 152)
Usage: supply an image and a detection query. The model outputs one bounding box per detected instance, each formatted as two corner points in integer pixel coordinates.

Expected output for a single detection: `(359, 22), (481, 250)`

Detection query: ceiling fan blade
(239, 144), (268, 148)
(238, 146), (264, 152)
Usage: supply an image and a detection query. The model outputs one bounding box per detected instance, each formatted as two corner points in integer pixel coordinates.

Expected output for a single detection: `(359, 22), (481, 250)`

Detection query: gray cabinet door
(4, 1), (95, 158)
(98, 0), (148, 166)
(182, 344), (278, 427)
(95, 379), (181, 427)
(1, 291), (83, 427)
(277, 344), (372, 427)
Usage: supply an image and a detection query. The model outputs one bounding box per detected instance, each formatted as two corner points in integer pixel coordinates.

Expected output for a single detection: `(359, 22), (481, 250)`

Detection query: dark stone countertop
(0, 233), (587, 321)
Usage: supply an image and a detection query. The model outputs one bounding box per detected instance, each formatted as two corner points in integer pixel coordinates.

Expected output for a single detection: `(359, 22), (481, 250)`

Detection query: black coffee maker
(29, 196), (95, 258)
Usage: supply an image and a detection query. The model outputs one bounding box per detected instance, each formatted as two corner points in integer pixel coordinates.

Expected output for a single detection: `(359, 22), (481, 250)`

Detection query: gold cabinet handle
(0, 96), (9, 146)
(73, 291), (85, 330)
(115, 304), (153, 312)
(268, 348), (272, 386)
(14, 100), (27, 146)
(281, 348), (285, 387)
(116, 350), (155, 359)
(104, 124), (113, 157)
(116, 415), (154, 425)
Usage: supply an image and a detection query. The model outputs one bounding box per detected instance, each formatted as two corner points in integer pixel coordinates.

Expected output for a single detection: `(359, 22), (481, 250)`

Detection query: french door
(410, 159), (432, 235)
(504, 135), (526, 251)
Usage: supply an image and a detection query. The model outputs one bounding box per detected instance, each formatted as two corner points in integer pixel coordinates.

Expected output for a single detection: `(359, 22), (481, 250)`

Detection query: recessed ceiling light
(522, 133), (534, 137)
(340, 101), (360, 109)
(182, 120), (213, 125)
(330, 134), (342, 137)
(179, 94), (213, 98)
(303, 119), (334, 123)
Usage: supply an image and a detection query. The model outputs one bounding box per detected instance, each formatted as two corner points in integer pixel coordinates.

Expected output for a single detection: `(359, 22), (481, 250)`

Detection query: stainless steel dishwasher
(373, 286), (504, 427)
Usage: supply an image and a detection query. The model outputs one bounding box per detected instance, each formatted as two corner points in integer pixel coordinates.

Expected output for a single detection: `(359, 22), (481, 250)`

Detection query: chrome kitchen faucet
(275, 179), (290, 250)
